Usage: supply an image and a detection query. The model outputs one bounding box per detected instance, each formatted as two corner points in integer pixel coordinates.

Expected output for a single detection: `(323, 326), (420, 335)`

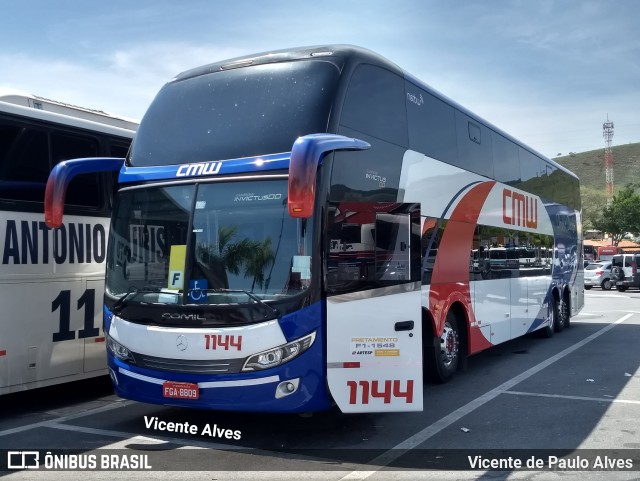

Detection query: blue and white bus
(45, 46), (583, 413)
(0, 90), (136, 395)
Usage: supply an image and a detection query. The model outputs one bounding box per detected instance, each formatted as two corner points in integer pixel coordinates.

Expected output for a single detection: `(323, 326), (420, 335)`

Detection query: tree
(591, 185), (640, 246)
(196, 226), (263, 289)
(580, 187), (608, 231)
(244, 238), (275, 291)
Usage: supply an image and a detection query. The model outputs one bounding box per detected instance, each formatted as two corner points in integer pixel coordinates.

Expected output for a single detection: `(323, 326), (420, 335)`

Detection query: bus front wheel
(426, 312), (459, 383)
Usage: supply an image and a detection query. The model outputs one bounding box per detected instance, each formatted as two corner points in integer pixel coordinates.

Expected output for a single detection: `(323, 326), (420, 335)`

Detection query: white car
(584, 261), (612, 290)
(610, 253), (640, 291)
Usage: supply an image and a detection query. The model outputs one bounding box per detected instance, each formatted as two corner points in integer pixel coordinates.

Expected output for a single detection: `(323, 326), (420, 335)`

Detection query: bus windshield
(106, 179), (312, 306)
(128, 60), (340, 166)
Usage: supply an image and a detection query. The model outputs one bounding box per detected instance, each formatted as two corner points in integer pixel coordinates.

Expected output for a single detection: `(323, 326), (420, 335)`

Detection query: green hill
(554, 142), (640, 193)
(554, 142), (640, 229)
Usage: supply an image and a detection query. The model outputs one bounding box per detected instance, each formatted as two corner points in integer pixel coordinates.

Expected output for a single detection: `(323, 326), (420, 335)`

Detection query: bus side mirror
(44, 157), (125, 228)
(288, 134), (369, 218)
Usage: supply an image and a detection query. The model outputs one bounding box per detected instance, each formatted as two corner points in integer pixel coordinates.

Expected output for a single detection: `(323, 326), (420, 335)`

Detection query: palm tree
(244, 238), (275, 291)
(196, 225), (260, 289)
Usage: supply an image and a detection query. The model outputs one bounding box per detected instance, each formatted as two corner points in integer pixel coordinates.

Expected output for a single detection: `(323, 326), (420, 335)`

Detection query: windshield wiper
(111, 286), (166, 313)
(112, 287), (138, 314)
(193, 288), (280, 318)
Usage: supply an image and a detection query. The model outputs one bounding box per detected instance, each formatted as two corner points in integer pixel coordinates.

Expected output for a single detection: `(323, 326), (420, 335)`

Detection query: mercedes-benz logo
(176, 335), (188, 351)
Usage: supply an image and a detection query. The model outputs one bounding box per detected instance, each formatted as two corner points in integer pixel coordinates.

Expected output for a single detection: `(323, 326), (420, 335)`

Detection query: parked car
(584, 261), (612, 290)
(610, 253), (640, 291)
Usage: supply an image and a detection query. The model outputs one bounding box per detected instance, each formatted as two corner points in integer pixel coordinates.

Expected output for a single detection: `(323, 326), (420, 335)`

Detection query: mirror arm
(288, 134), (369, 218)
(45, 157), (124, 228)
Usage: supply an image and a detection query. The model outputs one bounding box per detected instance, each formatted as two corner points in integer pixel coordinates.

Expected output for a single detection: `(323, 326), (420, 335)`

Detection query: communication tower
(603, 116), (614, 205)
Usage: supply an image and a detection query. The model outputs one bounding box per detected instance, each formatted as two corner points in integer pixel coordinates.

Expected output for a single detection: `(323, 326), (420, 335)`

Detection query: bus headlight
(242, 332), (316, 371)
(106, 334), (135, 364)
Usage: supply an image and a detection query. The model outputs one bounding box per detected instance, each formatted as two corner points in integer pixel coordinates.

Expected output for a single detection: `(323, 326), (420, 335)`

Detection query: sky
(1, 0), (638, 159)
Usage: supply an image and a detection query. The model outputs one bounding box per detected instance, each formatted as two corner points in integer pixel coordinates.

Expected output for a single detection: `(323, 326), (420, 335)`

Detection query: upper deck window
(341, 64), (408, 146)
(129, 61), (340, 167)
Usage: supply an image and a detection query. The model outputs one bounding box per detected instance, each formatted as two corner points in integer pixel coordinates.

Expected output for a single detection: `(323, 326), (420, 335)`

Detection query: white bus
(0, 90), (137, 395)
(45, 46), (583, 413)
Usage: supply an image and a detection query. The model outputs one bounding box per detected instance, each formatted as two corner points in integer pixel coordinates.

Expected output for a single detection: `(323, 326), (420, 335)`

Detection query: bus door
(325, 202), (423, 413)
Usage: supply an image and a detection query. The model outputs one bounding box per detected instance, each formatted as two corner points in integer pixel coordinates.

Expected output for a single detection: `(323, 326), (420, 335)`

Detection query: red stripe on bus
(95, 337), (106, 343)
(0, 350), (6, 356)
(343, 362), (360, 368)
(429, 181), (496, 354)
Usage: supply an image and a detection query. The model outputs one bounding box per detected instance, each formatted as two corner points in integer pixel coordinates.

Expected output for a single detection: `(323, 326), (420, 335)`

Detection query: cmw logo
(502, 188), (538, 228)
(176, 161), (222, 177)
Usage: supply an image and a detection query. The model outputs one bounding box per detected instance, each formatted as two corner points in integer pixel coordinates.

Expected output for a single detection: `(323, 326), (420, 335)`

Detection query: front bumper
(615, 276), (640, 288)
(107, 338), (332, 413)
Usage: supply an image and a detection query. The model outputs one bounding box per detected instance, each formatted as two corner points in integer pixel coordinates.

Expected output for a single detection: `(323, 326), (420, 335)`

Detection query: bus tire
(560, 293), (570, 329)
(584, 285), (592, 290)
(554, 294), (566, 332)
(426, 311), (459, 383)
(541, 298), (556, 338)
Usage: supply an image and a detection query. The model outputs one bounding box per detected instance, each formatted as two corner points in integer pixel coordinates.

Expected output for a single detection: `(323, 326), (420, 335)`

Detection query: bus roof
(172, 44), (392, 82)
(169, 44), (575, 181)
(0, 88), (138, 132)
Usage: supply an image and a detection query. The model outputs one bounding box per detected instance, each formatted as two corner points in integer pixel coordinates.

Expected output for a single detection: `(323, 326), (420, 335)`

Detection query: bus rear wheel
(426, 312), (459, 383)
(541, 298), (557, 338)
(560, 294), (571, 328)
(554, 295), (566, 332)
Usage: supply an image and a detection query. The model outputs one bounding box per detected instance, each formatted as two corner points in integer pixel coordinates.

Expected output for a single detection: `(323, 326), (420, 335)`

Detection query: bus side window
(421, 217), (444, 284)
(327, 203), (418, 294)
(0, 121), (49, 202)
(518, 148), (541, 186)
(492, 133), (519, 185)
(51, 131), (100, 208)
(340, 64), (407, 147)
(332, 64), (408, 203)
(454, 110), (493, 179)
(108, 142), (130, 158)
(406, 83), (457, 165)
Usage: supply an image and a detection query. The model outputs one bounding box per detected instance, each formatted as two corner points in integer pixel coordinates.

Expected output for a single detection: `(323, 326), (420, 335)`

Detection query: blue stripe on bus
(118, 152), (291, 183)
(278, 301), (323, 342)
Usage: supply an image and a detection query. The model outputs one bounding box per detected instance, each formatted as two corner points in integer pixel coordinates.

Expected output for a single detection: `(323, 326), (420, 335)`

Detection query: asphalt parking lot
(1, 289), (639, 480)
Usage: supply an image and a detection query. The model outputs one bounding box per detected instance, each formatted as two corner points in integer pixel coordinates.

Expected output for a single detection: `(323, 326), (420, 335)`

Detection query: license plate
(162, 381), (199, 400)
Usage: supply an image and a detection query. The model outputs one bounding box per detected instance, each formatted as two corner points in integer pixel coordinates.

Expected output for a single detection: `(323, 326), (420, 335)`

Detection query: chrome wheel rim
(440, 322), (459, 368)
